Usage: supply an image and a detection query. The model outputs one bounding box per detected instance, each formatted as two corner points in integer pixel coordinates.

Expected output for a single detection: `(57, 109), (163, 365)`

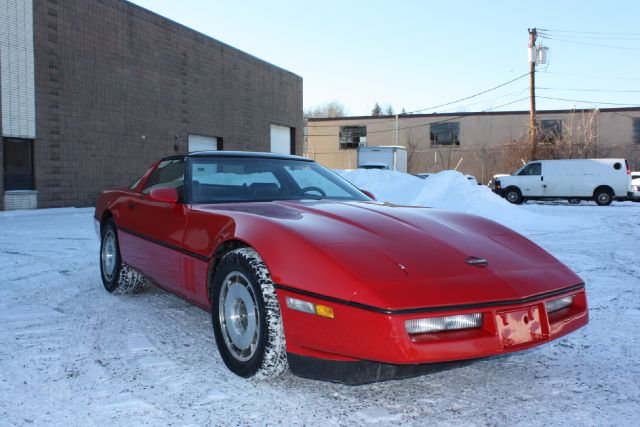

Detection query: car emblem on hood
(465, 256), (488, 267)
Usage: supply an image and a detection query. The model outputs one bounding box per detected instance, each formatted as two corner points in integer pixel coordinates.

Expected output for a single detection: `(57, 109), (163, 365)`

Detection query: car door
(515, 162), (544, 197)
(126, 158), (189, 292)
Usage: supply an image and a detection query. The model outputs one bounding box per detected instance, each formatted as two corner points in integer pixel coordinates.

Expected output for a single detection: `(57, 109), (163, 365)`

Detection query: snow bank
(337, 169), (565, 232)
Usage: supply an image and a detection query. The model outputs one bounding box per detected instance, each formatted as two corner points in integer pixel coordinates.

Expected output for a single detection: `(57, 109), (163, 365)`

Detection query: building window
(540, 119), (562, 142)
(430, 122), (460, 146)
(3, 138), (34, 191)
(633, 119), (640, 144)
(339, 126), (366, 149)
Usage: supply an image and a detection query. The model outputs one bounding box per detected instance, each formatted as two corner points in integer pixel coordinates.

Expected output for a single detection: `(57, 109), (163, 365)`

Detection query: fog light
(545, 295), (574, 313)
(286, 297), (334, 319)
(405, 313), (482, 334)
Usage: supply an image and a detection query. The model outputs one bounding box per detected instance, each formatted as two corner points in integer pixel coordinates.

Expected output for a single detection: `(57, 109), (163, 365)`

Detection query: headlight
(545, 295), (574, 313)
(405, 313), (482, 334)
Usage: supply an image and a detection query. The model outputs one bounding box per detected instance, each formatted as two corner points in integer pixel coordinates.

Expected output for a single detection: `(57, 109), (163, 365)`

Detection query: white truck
(494, 158), (632, 206)
(357, 146), (407, 172)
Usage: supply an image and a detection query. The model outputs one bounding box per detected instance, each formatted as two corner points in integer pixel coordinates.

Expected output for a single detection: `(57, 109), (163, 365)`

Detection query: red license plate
(496, 306), (544, 349)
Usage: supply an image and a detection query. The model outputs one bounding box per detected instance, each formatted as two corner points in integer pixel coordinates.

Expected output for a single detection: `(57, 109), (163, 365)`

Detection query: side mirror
(149, 187), (179, 204)
(360, 189), (376, 200)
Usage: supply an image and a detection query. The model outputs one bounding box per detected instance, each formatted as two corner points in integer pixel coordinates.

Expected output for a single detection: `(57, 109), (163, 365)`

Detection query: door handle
(540, 176), (544, 181)
(128, 203), (135, 212)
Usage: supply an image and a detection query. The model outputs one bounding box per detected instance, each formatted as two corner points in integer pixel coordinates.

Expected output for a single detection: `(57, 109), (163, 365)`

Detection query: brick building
(0, 0), (303, 210)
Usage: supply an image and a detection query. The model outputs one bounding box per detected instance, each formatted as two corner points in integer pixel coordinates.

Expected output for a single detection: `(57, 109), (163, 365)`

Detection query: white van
(495, 159), (632, 206)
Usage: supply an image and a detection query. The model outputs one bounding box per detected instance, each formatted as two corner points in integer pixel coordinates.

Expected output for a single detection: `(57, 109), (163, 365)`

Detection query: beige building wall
(306, 108), (640, 183)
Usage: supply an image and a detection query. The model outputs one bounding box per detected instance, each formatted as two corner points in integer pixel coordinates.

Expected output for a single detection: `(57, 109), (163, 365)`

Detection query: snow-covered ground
(1, 171), (639, 426)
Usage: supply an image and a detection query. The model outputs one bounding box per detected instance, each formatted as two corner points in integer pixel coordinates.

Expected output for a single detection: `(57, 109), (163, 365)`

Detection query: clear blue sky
(129, 0), (640, 116)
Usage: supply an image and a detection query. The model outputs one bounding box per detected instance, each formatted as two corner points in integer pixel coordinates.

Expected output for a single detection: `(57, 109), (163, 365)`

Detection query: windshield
(189, 157), (370, 203)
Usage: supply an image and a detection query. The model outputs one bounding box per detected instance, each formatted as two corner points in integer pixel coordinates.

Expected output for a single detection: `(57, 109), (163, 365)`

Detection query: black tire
(100, 218), (122, 293)
(100, 219), (148, 294)
(594, 188), (613, 206)
(503, 187), (523, 204)
(211, 248), (287, 378)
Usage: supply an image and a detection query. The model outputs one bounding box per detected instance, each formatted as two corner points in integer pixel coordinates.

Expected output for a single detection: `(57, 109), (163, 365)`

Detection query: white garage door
(188, 135), (218, 152)
(270, 124), (291, 154)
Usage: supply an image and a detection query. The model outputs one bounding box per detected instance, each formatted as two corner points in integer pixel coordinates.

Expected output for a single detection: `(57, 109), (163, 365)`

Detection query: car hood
(195, 200), (582, 310)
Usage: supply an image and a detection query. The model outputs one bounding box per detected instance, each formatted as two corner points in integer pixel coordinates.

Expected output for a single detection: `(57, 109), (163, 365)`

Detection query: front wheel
(100, 219), (148, 294)
(100, 219), (122, 293)
(211, 248), (287, 378)
(504, 187), (523, 204)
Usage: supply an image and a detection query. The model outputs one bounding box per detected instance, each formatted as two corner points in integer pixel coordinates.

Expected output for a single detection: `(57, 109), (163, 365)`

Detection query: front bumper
(278, 285), (588, 372)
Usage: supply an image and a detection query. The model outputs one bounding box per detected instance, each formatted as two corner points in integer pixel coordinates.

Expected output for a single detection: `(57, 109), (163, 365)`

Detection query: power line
(537, 96), (640, 106)
(538, 87), (640, 93)
(539, 35), (640, 51)
(538, 28), (640, 36)
(438, 87), (529, 113)
(307, 72), (529, 128)
(409, 72), (530, 113)
(540, 71), (640, 81)
(308, 97), (530, 137)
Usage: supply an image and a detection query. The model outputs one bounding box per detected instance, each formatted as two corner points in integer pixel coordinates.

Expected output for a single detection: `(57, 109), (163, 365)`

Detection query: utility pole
(528, 28), (538, 158)
(395, 114), (399, 146)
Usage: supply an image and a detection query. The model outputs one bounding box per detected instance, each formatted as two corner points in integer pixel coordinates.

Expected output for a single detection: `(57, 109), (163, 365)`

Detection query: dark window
(3, 138), (34, 191)
(541, 119), (562, 142)
(141, 159), (186, 199)
(430, 122), (460, 146)
(633, 119), (640, 144)
(339, 126), (366, 149)
(518, 163), (541, 176)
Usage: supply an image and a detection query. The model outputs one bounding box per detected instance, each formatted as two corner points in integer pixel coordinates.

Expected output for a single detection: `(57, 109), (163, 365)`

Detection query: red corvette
(95, 152), (588, 383)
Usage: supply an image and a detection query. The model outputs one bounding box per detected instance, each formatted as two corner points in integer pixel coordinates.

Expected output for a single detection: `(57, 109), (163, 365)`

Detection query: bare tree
(535, 108), (599, 160)
(304, 101), (347, 118)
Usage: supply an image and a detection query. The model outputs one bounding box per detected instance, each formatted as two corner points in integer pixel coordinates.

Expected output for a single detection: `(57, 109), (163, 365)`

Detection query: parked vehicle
(358, 163), (388, 170)
(95, 151), (588, 383)
(631, 171), (640, 201)
(494, 159), (632, 206)
(415, 172), (478, 185)
(488, 174), (509, 190)
(465, 175), (479, 185)
(357, 145), (407, 172)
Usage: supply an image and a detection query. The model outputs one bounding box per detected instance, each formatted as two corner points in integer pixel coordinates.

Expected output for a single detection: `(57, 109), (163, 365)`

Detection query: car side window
(141, 159), (186, 196)
(518, 163), (541, 176)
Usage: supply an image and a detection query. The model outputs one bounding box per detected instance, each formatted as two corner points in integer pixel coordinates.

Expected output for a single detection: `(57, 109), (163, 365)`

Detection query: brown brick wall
(31, 0), (303, 208)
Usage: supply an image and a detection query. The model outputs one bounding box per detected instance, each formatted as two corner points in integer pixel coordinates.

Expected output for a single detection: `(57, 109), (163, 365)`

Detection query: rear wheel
(211, 248), (287, 378)
(594, 188), (613, 206)
(504, 187), (523, 204)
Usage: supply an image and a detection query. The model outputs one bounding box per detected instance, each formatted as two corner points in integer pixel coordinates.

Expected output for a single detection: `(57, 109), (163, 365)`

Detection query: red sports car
(95, 152), (588, 383)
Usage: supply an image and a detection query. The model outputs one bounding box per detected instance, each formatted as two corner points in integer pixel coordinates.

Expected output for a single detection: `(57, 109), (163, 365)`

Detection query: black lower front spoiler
(287, 353), (477, 385)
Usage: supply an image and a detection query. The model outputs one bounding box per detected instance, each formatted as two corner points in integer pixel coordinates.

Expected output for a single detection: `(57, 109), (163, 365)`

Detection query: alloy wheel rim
(101, 229), (117, 281)
(219, 271), (260, 362)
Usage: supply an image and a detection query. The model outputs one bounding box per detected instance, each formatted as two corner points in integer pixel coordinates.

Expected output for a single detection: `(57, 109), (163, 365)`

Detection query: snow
(1, 172), (640, 426)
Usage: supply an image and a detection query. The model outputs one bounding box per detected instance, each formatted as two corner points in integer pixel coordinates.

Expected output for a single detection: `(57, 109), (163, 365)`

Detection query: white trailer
(357, 146), (407, 173)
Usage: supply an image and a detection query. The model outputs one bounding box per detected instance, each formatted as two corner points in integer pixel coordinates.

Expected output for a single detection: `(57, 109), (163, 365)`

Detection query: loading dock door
(270, 124), (291, 154)
(188, 135), (219, 152)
